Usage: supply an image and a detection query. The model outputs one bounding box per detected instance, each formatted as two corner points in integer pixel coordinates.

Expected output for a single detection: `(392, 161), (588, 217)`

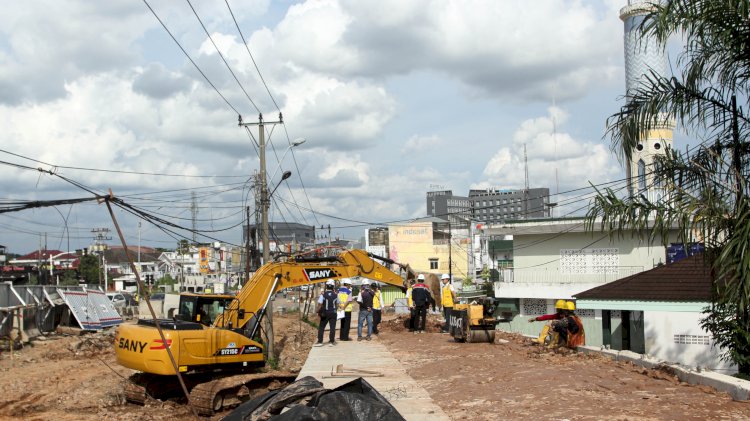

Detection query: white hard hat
(361, 279), (370, 286)
(441, 274), (450, 280)
(417, 274), (425, 281)
(343, 279), (352, 285)
(325, 279), (335, 286)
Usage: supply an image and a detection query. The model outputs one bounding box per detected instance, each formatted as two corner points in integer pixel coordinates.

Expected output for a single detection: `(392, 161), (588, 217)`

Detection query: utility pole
(191, 191), (198, 243)
(244, 206), (251, 285)
(239, 112), (283, 364)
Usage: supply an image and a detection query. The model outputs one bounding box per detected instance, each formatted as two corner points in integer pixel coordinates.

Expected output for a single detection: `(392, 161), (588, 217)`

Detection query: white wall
(644, 310), (736, 373)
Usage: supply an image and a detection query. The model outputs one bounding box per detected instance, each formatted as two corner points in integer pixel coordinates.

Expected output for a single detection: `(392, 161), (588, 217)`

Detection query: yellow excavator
(114, 249), (414, 415)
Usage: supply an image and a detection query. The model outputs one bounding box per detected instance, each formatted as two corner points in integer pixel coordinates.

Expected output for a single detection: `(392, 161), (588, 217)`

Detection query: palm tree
(586, 0), (750, 374)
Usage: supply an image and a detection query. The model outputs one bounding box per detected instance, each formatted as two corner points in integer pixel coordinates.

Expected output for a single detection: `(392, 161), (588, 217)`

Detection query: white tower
(620, 0), (675, 201)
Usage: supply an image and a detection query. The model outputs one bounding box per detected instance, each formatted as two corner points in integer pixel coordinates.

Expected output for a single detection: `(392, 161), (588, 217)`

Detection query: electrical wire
(186, 0), (261, 114)
(142, 0), (242, 116)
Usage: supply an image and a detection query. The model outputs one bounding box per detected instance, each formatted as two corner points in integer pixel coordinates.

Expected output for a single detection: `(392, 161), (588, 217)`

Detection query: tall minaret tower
(620, 0), (675, 201)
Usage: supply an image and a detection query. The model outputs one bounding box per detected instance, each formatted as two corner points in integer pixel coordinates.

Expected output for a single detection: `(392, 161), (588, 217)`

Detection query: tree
(586, 0), (750, 374)
(78, 254), (101, 284)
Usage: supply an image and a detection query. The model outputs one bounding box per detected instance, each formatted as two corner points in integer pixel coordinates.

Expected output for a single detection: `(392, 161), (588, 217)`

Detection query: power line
(142, 0), (242, 116)
(186, 0), (261, 114)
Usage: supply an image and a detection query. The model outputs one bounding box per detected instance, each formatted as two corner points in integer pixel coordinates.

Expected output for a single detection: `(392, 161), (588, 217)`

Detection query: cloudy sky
(0, 0), (633, 254)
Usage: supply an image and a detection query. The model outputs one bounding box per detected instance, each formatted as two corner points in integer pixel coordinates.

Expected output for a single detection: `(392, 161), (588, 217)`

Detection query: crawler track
(124, 371), (297, 416)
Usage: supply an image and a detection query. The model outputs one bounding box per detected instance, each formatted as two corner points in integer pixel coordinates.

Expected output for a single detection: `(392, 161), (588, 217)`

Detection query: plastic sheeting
(223, 376), (406, 421)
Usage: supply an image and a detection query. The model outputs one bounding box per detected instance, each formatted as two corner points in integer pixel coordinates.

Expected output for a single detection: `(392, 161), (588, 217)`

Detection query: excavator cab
(175, 293), (235, 326)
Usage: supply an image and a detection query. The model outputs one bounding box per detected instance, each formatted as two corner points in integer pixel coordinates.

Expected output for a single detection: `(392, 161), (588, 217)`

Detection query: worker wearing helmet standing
(315, 280), (340, 347)
(371, 283), (382, 335)
(356, 279), (375, 341)
(527, 299), (567, 344)
(338, 280), (354, 341)
(411, 274), (433, 334)
(406, 278), (416, 332)
(440, 274), (456, 333)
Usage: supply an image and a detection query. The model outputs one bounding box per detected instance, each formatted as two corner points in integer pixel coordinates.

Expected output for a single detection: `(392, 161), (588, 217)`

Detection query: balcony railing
(498, 266), (644, 284)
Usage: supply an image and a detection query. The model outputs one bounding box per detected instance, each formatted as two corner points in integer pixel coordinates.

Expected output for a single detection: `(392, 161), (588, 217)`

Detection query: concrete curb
(578, 345), (750, 401)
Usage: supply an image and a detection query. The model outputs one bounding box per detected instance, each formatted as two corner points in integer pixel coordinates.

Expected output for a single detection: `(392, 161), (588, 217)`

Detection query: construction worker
(440, 274), (456, 333)
(527, 299), (566, 344)
(314, 280), (339, 347)
(406, 278), (416, 332)
(356, 279), (375, 341)
(371, 283), (382, 335)
(563, 301), (585, 348)
(411, 274), (433, 334)
(338, 279), (354, 341)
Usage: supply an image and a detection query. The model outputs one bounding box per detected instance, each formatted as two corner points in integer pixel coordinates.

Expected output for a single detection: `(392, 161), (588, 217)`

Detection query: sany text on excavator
(114, 249), (414, 415)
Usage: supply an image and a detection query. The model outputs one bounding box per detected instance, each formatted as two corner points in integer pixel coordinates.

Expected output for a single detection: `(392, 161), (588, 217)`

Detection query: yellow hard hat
(566, 301), (576, 311)
(555, 299), (566, 310)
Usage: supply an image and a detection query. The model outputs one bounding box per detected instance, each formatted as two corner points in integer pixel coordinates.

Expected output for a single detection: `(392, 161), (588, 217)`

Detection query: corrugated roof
(574, 254), (712, 301)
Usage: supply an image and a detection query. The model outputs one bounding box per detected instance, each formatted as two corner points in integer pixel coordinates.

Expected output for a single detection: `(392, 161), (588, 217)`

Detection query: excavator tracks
(124, 371), (297, 416)
(189, 371), (297, 415)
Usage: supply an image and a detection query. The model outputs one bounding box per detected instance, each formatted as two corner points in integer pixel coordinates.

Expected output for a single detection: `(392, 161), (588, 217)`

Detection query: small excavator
(114, 249), (414, 415)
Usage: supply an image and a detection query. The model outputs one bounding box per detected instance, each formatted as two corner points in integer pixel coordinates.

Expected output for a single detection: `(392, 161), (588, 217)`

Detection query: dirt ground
(3, 309), (750, 421)
(378, 314), (750, 421)
(0, 312), (317, 421)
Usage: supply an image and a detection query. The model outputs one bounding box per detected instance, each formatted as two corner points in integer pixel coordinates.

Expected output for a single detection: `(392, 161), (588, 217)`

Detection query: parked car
(150, 292), (165, 301)
(106, 291), (137, 307)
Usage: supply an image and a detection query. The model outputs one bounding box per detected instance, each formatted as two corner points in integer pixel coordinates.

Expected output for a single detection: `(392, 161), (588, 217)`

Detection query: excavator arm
(214, 249), (414, 331)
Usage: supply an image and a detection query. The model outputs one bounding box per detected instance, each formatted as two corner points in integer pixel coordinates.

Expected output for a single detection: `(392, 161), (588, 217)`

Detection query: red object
(535, 313), (563, 322)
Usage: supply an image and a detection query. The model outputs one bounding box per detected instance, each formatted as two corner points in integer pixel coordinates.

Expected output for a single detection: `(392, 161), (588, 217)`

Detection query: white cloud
(481, 107), (621, 193)
(401, 135), (441, 153)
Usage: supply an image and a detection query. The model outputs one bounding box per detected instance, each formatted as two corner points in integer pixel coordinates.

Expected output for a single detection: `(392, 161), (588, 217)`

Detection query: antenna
(552, 105), (559, 219)
(524, 143), (529, 219)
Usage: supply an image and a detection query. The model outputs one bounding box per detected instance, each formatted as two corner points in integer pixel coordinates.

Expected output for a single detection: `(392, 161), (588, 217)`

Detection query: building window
(429, 258), (439, 270)
(637, 159), (646, 190)
(674, 334), (710, 346)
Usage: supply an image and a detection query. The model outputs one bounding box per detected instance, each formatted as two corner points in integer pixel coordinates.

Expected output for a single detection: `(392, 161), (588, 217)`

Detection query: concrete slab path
(297, 334), (451, 421)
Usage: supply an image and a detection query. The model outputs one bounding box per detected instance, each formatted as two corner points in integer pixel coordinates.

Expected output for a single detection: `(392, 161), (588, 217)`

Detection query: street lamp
(269, 170), (293, 198)
(269, 138), (306, 182)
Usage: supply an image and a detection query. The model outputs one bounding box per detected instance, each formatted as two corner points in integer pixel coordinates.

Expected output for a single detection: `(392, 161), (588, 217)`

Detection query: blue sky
(0, 0), (646, 254)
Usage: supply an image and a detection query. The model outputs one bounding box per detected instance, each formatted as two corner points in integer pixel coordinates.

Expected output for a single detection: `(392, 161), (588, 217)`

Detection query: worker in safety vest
(440, 273), (456, 333)
(406, 278), (416, 331)
(528, 299), (566, 344)
(560, 301), (585, 349)
(338, 279), (354, 341)
(371, 283), (382, 335)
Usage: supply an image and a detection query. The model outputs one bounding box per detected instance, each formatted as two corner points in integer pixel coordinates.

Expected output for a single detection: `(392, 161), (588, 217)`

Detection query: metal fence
(0, 282), (123, 345)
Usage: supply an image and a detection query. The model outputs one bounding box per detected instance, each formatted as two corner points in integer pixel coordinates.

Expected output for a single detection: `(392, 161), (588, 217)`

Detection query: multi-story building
(388, 217), (470, 279)
(243, 222), (315, 254)
(427, 188), (551, 226)
(426, 190), (471, 227)
(468, 188), (550, 222)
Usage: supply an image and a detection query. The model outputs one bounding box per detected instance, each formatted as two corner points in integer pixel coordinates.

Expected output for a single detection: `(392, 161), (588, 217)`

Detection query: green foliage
(156, 274), (176, 286)
(481, 280), (495, 298)
(78, 255), (100, 284)
(587, 0), (750, 374)
(59, 270), (79, 286)
(480, 265), (491, 282)
(301, 316), (318, 329)
(266, 357), (279, 370)
(461, 277), (473, 287)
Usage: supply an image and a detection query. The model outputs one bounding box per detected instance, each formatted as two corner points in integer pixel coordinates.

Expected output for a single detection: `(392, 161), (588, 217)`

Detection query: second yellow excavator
(115, 249), (414, 415)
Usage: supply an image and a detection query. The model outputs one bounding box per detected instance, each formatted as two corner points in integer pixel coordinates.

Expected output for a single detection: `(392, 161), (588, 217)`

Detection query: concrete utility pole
(239, 113), (284, 364)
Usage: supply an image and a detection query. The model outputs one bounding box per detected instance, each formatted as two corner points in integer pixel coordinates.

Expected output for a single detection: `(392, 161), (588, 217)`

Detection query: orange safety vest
(567, 315), (585, 348)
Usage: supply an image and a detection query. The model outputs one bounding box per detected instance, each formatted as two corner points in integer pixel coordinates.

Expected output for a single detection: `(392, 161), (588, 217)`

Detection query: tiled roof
(16, 249), (67, 260)
(574, 254), (712, 301)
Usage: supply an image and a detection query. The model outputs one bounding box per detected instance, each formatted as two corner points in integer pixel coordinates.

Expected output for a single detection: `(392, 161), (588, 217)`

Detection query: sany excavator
(115, 249), (414, 415)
